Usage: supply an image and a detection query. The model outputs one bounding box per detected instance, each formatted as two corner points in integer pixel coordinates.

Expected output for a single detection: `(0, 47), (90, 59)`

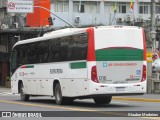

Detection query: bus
(10, 26), (147, 105)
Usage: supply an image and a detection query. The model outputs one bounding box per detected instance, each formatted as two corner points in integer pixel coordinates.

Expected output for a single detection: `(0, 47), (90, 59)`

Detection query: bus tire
(54, 83), (65, 105)
(54, 83), (74, 105)
(65, 97), (74, 105)
(93, 96), (112, 104)
(20, 83), (30, 101)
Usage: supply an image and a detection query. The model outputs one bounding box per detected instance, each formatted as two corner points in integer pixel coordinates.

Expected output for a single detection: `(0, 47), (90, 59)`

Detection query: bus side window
(44, 53), (49, 62)
(27, 46), (32, 64)
(81, 47), (87, 59)
(10, 50), (17, 74)
(55, 53), (60, 61)
(61, 47), (67, 61)
(43, 43), (49, 62)
(17, 49), (21, 66)
(67, 47), (72, 61)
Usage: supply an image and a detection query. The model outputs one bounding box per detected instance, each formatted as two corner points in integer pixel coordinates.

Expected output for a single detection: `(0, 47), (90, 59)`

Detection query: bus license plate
(116, 87), (125, 92)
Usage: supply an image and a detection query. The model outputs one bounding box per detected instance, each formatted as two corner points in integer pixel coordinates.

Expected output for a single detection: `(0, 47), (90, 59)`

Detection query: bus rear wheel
(20, 83), (30, 101)
(93, 96), (112, 104)
(54, 83), (73, 105)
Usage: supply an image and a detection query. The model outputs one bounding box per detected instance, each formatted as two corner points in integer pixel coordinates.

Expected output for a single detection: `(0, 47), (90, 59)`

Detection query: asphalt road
(0, 93), (160, 120)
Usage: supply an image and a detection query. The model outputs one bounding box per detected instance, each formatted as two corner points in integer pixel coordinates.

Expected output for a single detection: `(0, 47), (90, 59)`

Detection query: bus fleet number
(99, 76), (106, 81)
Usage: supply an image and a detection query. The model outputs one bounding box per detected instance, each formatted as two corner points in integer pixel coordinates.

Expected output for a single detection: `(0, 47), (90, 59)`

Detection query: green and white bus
(11, 26), (147, 105)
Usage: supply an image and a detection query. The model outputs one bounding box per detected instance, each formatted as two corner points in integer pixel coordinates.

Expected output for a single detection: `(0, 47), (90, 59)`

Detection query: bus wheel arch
(53, 80), (60, 95)
(18, 80), (23, 93)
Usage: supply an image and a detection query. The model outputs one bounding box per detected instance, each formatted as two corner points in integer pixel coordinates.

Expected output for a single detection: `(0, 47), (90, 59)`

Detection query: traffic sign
(8, 2), (15, 10)
(7, 0), (33, 13)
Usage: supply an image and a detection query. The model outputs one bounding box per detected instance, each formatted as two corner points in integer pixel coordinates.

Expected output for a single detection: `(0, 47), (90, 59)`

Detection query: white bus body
(11, 26), (147, 105)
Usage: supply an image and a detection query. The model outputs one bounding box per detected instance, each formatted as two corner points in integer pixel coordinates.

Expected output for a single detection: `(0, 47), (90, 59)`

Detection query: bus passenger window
(10, 51), (17, 74)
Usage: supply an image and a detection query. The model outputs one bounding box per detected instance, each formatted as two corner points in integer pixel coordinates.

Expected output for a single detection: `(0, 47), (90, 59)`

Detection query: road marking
(142, 117), (160, 120)
(0, 100), (96, 111)
(112, 101), (128, 105)
(0, 92), (19, 96)
(0, 100), (159, 119)
(0, 92), (11, 94)
(0, 100), (129, 117)
(113, 97), (160, 103)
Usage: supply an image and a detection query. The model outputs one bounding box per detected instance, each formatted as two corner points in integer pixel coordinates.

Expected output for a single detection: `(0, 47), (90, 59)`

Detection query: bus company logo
(2, 112), (11, 117)
(103, 62), (107, 67)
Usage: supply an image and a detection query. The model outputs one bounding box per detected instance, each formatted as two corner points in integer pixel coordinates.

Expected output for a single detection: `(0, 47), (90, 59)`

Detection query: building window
(118, 2), (126, 13)
(73, 1), (85, 13)
(104, 2), (114, 14)
(139, 3), (150, 14)
(156, 3), (160, 14)
(105, 2), (134, 14)
(73, 2), (79, 13)
(85, 2), (100, 14)
(54, 1), (69, 12)
(80, 4), (85, 13)
(0, 35), (7, 46)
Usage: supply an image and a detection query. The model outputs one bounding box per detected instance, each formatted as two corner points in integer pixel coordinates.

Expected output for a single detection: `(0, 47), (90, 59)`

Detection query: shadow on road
(16, 97), (138, 109)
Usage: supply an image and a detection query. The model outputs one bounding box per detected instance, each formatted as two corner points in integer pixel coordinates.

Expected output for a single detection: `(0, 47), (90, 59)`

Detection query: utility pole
(151, 0), (156, 52)
(147, 0), (156, 93)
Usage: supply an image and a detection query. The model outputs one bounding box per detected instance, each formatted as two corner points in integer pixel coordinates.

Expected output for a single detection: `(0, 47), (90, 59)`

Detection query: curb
(113, 97), (160, 102)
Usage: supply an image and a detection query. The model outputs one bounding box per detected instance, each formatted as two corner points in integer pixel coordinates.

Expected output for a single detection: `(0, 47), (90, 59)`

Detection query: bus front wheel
(20, 83), (30, 101)
(93, 96), (112, 104)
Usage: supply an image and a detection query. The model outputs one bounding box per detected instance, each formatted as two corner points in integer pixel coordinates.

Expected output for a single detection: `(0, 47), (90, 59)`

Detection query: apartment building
(1, 0), (159, 28)
(50, 0), (160, 27)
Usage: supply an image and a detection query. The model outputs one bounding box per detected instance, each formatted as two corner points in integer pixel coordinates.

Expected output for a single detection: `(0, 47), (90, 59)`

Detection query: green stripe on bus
(26, 65), (34, 68)
(96, 48), (143, 61)
(70, 62), (86, 69)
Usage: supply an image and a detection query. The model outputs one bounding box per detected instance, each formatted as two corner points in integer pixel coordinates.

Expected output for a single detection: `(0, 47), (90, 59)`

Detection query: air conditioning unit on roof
(136, 17), (141, 22)
(117, 18), (123, 23)
(136, 17), (143, 23)
(125, 16), (132, 22)
(75, 16), (80, 23)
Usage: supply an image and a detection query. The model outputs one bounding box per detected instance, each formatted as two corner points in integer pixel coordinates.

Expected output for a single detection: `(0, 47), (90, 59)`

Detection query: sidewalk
(120, 94), (160, 99)
(0, 86), (11, 93)
(113, 94), (160, 102)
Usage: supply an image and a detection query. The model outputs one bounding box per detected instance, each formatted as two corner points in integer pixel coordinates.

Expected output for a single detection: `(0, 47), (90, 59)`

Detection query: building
(49, 0), (160, 28)
(1, 0), (160, 28)
(0, 0), (52, 86)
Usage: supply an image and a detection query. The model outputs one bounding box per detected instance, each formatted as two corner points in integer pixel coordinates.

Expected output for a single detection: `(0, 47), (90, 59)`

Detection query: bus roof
(12, 28), (87, 48)
(12, 26), (142, 49)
